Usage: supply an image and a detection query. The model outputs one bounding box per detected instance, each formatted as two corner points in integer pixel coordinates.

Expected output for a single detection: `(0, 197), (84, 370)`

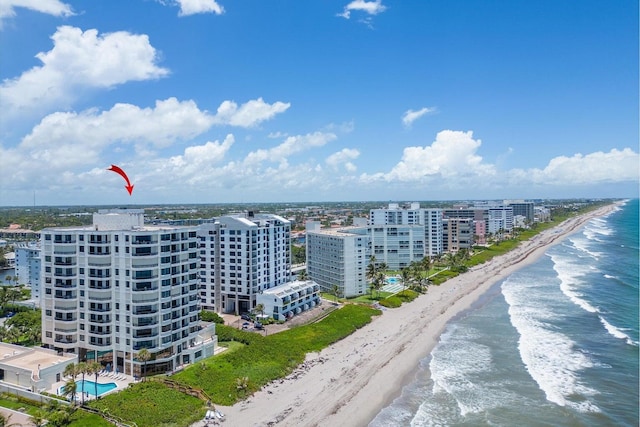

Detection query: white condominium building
(367, 224), (425, 270)
(40, 209), (216, 377)
(256, 280), (321, 321)
(306, 222), (369, 298)
(198, 212), (291, 315)
(369, 203), (443, 257)
(15, 242), (41, 302)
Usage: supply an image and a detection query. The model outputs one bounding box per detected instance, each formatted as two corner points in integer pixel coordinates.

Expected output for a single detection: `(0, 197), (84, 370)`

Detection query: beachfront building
(306, 222), (370, 298)
(442, 218), (474, 252)
(40, 209), (216, 377)
(0, 342), (76, 392)
(506, 201), (535, 224)
(534, 206), (551, 223)
(368, 224), (425, 270)
(256, 280), (321, 321)
(15, 242), (41, 303)
(369, 203), (443, 257)
(486, 205), (514, 234)
(198, 213), (291, 315)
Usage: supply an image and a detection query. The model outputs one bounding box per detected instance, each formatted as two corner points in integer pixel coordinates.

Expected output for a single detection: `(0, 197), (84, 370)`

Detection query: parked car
(240, 313), (252, 321)
(254, 321), (263, 330)
(242, 322), (250, 330)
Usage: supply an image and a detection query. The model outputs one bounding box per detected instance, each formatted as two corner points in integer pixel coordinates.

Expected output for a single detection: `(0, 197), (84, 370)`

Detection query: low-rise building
(256, 280), (321, 321)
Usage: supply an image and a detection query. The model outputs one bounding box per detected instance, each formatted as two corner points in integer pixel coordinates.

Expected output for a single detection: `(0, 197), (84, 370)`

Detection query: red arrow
(107, 165), (134, 195)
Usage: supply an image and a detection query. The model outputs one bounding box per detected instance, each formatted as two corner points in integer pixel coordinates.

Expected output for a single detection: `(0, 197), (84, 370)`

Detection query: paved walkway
(0, 406), (33, 426)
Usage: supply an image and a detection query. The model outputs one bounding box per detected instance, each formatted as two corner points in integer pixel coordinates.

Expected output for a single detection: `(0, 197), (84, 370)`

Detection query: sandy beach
(212, 204), (618, 427)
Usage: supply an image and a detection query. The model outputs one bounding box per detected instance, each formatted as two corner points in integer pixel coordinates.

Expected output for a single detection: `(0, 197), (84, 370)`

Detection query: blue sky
(1, 0), (638, 206)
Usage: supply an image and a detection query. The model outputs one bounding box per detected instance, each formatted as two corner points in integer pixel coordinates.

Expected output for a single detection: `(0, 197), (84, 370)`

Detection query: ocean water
(370, 200), (639, 427)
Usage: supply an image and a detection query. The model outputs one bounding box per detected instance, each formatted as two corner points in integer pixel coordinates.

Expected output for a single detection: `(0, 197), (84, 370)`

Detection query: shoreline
(213, 203), (619, 427)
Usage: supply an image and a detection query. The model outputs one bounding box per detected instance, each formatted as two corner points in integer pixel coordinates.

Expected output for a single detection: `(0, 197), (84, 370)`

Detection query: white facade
(486, 206), (514, 234)
(40, 209), (216, 377)
(306, 223), (369, 298)
(367, 224), (425, 270)
(369, 203), (443, 257)
(15, 243), (41, 302)
(198, 213), (291, 315)
(256, 280), (321, 321)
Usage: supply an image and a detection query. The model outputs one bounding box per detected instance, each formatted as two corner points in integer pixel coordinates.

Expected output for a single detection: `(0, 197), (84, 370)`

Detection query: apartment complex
(367, 224), (425, 270)
(442, 218), (474, 252)
(15, 242), (41, 302)
(305, 222), (369, 298)
(256, 280), (321, 321)
(40, 209), (216, 377)
(198, 213), (291, 315)
(369, 203), (443, 257)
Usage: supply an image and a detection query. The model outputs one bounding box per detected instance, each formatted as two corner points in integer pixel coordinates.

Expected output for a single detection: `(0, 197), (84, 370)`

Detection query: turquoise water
(59, 380), (117, 396)
(387, 277), (398, 284)
(371, 200), (639, 426)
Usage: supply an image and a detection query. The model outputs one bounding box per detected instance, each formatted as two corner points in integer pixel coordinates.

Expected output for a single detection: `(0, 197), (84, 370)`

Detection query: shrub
(200, 310), (224, 324)
(379, 296), (402, 308)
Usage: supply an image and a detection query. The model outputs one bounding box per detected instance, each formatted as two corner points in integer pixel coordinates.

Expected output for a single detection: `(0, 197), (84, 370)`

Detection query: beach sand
(211, 204), (618, 427)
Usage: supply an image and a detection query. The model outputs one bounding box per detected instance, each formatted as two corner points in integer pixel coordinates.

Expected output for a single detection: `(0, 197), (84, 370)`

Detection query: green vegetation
(0, 393), (111, 427)
(174, 304), (380, 405)
(378, 289), (419, 308)
(89, 304), (379, 426)
(89, 382), (204, 427)
(200, 310), (224, 324)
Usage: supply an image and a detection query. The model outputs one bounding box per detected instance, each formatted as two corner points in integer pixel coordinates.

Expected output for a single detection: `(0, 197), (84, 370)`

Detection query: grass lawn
(88, 381), (205, 427)
(173, 304), (380, 406)
(88, 304), (380, 427)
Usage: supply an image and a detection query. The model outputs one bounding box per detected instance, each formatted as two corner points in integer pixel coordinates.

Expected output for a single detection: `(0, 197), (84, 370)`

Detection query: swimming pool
(58, 380), (117, 397)
(386, 277), (398, 284)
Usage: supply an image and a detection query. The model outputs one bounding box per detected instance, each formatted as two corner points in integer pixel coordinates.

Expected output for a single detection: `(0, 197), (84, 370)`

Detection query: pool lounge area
(57, 380), (117, 397)
(52, 372), (133, 401)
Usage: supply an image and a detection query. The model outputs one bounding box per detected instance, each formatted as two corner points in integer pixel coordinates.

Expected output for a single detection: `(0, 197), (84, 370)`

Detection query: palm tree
(76, 361), (88, 405)
(63, 362), (78, 381)
(87, 361), (102, 399)
(137, 348), (151, 380)
(29, 409), (47, 427)
(254, 303), (265, 318)
(62, 378), (77, 405)
(331, 285), (340, 303)
(297, 269), (308, 281)
(399, 267), (412, 293)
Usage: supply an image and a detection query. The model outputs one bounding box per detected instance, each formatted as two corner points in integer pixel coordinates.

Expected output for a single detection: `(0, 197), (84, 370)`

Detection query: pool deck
(51, 371), (135, 401)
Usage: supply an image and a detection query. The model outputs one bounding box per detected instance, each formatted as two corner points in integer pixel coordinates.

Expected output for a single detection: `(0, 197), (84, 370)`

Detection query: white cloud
(520, 148), (639, 185)
(0, 0), (74, 27)
(326, 148), (360, 172)
(0, 26), (168, 120)
(20, 98), (214, 167)
(244, 132), (336, 166)
(175, 0), (224, 16)
(214, 97), (291, 127)
(338, 0), (386, 19)
(402, 107), (436, 128)
(364, 130), (495, 183)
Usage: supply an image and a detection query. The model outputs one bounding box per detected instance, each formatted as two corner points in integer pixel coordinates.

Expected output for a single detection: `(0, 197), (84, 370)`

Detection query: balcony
(89, 328), (111, 335)
(89, 338), (112, 347)
(134, 317), (158, 327)
(54, 335), (77, 344)
(133, 330), (158, 339)
(89, 315), (111, 324)
(133, 306), (158, 315)
(54, 316), (77, 322)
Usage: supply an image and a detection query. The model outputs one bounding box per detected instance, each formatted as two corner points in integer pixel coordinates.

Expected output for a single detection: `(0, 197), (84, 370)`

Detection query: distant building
(15, 242), (41, 302)
(366, 224), (425, 270)
(443, 218), (474, 252)
(369, 203), (443, 257)
(506, 201), (535, 223)
(306, 222), (369, 298)
(198, 213), (291, 315)
(256, 280), (321, 321)
(40, 209), (216, 377)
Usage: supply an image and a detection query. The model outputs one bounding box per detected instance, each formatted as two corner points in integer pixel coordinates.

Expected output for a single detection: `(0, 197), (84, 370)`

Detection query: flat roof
(0, 343), (76, 373)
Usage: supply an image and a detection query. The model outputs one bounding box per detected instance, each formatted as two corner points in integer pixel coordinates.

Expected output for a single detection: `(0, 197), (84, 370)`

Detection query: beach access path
(207, 204), (618, 427)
